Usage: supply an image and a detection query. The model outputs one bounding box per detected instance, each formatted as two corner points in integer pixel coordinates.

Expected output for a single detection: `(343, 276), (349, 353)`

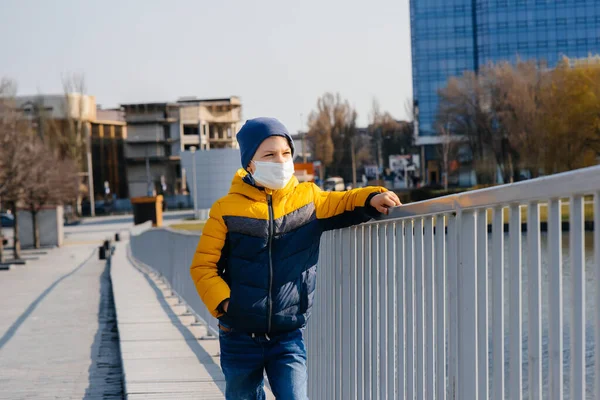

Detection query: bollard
(99, 246), (106, 260)
(115, 233), (120, 242)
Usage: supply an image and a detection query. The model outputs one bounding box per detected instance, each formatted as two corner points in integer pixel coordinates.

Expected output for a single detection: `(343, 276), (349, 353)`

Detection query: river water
(487, 231), (596, 399)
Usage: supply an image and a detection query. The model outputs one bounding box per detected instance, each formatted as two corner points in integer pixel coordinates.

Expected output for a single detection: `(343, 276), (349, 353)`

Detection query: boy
(190, 117), (401, 399)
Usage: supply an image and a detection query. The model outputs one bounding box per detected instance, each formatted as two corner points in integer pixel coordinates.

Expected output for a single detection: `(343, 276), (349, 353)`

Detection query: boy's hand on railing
(370, 192), (402, 215)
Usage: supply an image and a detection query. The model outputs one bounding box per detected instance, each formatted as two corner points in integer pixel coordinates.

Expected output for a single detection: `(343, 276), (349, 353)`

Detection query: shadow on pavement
(127, 249), (225, 395)
(0, 249), (96, 351)
(83, 257), (124, 399)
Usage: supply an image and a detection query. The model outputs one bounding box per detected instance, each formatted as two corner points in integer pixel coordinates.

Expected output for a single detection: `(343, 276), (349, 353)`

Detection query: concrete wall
(127, 164), (173, 198)
(127, 124), (164, 142)
(16, 94), (97, 121)
(180, 149), (241, 209)
(125, 144), (166, 158)
(169, 122), (181, 157)
(17, 207), (64, 248)
(164, 194), (193, 209)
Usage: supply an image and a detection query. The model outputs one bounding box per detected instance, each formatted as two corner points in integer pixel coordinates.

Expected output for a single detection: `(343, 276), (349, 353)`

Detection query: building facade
(410, 0), (600, 181)
(177, 97), (242, 151)
(122, 97), (242, 198)
(15, 94), (128, 202)
(91, 108), (128, 199)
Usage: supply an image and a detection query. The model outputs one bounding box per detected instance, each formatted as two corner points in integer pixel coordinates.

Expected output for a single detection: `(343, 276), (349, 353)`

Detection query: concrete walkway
(112, 241), (276, 399)
(112, 241), (227, 399)
(0, 242), (123, 399)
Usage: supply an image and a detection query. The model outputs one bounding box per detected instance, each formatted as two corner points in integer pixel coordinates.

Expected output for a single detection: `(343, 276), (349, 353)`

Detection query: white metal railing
(128, 218), (219, 336)
(308, 164), (600, 400)
(129, 165), (600, 400)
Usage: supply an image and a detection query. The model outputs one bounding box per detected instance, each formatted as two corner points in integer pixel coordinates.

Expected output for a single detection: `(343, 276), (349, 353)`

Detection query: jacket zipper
(267, 193), (274, 334)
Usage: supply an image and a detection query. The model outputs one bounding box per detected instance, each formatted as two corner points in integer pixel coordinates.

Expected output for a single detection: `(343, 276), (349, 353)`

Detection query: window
(557, 39), (568, 47)
(536, 19), (547, 27)
(537, 40), (548, 48)
(576, 17), (587, 24)
(517, 20), (528, 28)
(556, 18), (567, 25)
(576, 38), (588, 46)
(518, 42), (528, 50)
(183, 125), (199, 136)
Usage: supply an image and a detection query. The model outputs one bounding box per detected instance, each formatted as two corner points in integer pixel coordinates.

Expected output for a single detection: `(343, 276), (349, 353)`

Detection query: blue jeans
(218, 323), (308, 400)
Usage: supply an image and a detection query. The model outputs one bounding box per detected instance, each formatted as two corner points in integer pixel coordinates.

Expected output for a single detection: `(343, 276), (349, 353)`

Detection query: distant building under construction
(121, 96), (242, 198)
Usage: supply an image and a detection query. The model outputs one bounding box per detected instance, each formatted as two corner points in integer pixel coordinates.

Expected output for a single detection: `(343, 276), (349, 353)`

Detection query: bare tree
(21, 140), (78, 249)
(436, 121), (461, 190)
(62, 73), (94, 216)
(437, 70), (506, 184)
(307, 93), (358, 182)
(368, 98), (414, 177)
(0, 80), (34, 261)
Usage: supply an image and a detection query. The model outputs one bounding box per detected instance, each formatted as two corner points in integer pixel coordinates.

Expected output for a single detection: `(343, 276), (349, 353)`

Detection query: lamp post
(189, 146), (198, 219)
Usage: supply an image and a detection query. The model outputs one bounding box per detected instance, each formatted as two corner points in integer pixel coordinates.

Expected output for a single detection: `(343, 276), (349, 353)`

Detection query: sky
(0, 0), (413, 133)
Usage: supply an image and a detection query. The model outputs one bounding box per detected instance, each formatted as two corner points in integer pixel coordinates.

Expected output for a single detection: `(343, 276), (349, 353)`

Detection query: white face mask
(251, 159), (295, 190)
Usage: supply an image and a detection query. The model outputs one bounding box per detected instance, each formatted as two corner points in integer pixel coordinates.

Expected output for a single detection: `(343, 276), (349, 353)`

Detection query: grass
(169, 222), (206, 231)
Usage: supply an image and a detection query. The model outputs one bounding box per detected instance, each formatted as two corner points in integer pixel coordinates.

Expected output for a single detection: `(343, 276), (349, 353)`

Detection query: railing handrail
(382, 164), (600, 220)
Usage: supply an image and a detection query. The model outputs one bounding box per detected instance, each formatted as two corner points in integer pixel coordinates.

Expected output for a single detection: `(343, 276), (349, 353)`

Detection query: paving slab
(112, 241), (276, 399)
(0, 241), (123, 399)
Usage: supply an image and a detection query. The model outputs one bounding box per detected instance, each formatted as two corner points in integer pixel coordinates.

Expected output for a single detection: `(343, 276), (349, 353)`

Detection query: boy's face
(247, 136), (292, 173)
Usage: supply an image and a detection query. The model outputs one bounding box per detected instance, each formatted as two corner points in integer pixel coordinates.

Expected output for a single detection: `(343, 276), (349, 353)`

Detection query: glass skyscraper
(410, 0), (600, 141)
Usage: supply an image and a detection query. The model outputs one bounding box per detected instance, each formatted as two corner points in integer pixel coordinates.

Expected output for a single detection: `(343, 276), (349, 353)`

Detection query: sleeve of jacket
(313, 184), (387, 231)
(189, 202), (230, 318)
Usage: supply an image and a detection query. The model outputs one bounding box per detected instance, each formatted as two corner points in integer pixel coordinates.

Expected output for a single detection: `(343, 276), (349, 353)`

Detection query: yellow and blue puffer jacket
(190, 168), (386, 334)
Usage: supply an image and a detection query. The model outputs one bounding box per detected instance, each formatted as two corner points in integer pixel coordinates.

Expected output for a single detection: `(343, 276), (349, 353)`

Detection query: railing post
(458, 210), (478, 400)
(349, 227), (358, 398)
(476, 209), (488, 400)
(395, 222), (406, 400)
(335, 230), (343, 399)
(385, 223), (396, 399)
(446, 213), (459, 400)
(364, 226), (373, 400)
(341, 228), (352, 400)
(528, 202), (542, 400)
(414, 218), (425, 400)
(492, 207), (505, 400)
(378, 224), (388, 399)
(434, 215), (446, 400)
(325, 231), (334, 400)
(357, 226), (365, 400)
(370, 225), (380, 400)
(548, 198), (563, 400)
(509, 204), (522, 400)
(405, 220), (416, 400)
(424, 217), (435, 400)
(570, 195), (585, 399)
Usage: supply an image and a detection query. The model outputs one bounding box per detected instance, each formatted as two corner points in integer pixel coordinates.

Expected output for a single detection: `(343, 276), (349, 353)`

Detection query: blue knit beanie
(236, 117), (295, 169)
